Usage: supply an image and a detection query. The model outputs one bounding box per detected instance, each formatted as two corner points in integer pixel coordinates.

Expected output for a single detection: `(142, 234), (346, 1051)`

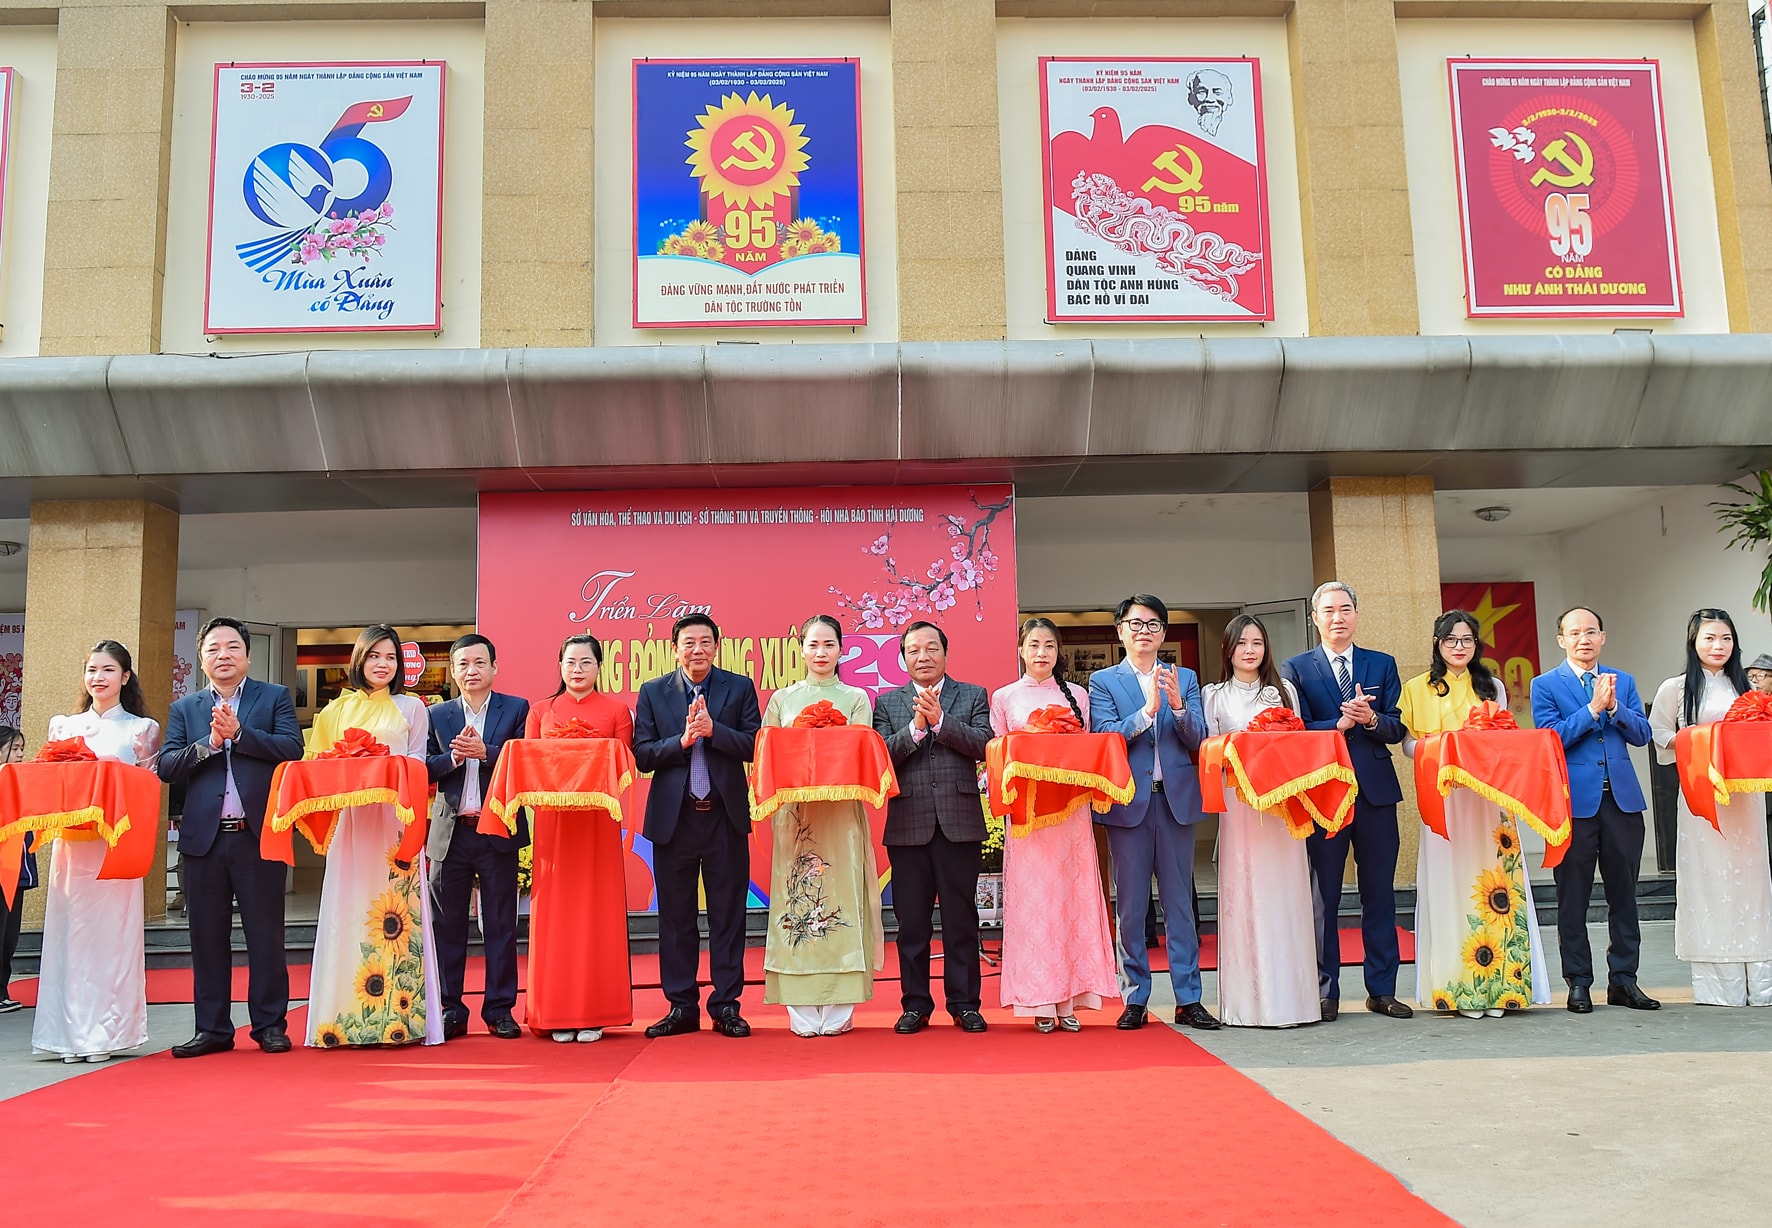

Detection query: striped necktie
(1335, 655), (1355, 702)
(688, 683), (711, 800)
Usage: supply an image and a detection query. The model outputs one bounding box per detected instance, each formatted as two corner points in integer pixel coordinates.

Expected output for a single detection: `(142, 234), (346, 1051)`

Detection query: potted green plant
(1713, 470), (1772, 612)
(975, 799), (1005, 925)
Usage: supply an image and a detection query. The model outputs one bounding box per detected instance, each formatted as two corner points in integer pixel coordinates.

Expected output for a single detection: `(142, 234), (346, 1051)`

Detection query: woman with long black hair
(1649, 608), (1772, 1006)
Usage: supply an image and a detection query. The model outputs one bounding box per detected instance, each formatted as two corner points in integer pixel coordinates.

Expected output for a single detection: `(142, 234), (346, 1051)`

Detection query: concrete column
(1693, 0), (1772, 331)
(39, 4), (176, 356)
(1309, 476), (1442, 886)
(480, 0), (597, 347)
(1287, 0), (1419, 337)
(19, 501), (179, 924)
(892, 0), (1006, 342)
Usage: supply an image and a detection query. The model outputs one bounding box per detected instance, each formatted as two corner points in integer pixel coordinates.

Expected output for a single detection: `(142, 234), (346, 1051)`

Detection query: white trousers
(1691, 960), (1772, 1007)
(785, 1004), (855, 1035)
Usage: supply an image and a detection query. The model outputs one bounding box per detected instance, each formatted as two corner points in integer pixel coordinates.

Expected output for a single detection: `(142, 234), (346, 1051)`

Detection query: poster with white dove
(204, 62), (445, 334)
(1041, 58), (1272, 322)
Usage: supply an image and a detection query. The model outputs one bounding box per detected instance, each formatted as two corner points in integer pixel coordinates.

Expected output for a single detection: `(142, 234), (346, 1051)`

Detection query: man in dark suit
(873, 621), (993, 1034)
(1530, 606), (1659, 1014)
(1282, 581), (1411, 1022)
(634, 614), (762, 1039)
(426, 634), (530, 1040)
(158, 616), (304, 1056)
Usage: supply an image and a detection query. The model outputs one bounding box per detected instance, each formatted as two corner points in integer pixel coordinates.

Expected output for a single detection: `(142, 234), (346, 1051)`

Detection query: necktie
(1581, 671), (1595, 698)
(1335, 656), (1355, 703)
(1582, 672), (1610, 786)
(689, 683), (711, 799)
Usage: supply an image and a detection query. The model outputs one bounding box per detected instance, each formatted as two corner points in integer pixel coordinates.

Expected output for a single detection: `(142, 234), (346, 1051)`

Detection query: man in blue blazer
(1530, 606), (1659, 1013)
(158, 617), (305, 1056)
(426, 634), (531, 1040)
(1090, 594), (1220, 1031)
(634, 614), (762, 1040)
(1281, 582), (1411, 1021)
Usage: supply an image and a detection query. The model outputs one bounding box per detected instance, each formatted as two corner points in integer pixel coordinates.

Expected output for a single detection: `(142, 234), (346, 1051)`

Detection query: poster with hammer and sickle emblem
(634, 60), (864, 327)
(1449, 60), (1681, 318)
(1041, 59), (1272, 322)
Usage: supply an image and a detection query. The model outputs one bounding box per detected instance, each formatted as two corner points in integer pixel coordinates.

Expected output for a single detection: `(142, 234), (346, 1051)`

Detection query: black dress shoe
(172, 1034), (235, 1059)
(1566, 985), (1593, 1013)
(490, 1018), (524, 1039)
(1320, 998), (1339, 1022)
(644, 1008), (700, 1038)
(1175, 1002), (1223, 1030)
(712, 1010), (751, 1038)
(442, 1016), (469, 1041)
(953, 1010), (988, 1033)
(256, 1029), (292, 1054)
(1365, 995), (1414, 1019)
(894, 1011), (928, 1034)
(1116, 1003), (1148, 1030)
(1607, 983), (1661, 1010)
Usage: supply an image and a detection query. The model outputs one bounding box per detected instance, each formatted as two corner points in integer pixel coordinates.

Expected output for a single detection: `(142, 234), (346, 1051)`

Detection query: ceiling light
(1473, 506), (1511, 523)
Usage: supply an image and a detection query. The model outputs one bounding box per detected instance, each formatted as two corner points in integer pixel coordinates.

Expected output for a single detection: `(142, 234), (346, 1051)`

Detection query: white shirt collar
(1321, 643), (1353, 668)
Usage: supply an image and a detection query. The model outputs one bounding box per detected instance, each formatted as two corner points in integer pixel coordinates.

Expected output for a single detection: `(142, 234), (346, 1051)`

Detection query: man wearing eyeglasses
(1530, 606), (1658, 1014)
(1089, 594), (1219, 1031)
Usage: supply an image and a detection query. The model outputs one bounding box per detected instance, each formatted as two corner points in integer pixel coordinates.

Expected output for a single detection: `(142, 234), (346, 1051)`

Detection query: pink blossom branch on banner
(829, 493), (1011, 629)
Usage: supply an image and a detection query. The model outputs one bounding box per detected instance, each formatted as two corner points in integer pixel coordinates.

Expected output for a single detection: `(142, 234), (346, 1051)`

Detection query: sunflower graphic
(1494, 822), (1520, 857)
(1506, 962), (1528, 987)
(355, 955), (391, 1006)
(315, 1022), (346, 1048)
(681, 220), (722, 248)
(382, 1019), (411, 1046)
(394, 990), (414, 1015)
(1497, 990), (1529, 1011)
(1462, 929), (1504, 977)
(1431, 990), (1456, 1012)
(367, 890), (414, 956)
(384, 845), (415, 875)
(1472, 867), (1517, 925)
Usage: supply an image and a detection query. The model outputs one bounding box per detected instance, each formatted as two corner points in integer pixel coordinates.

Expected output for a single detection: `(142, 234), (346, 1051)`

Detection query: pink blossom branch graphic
(829, 493), (1010, 628)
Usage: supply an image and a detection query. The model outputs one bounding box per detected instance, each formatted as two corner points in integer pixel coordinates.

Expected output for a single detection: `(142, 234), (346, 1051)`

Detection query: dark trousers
(889, 828), (983, 1016)
(1553, 791), (1644, 988)
(1306, 797), (1401, 1000)
(653, 793), (750, 1016)
(0, 885), (26, 995)
(430, 819), (521, 1025)
(182, 829), (289, 1040)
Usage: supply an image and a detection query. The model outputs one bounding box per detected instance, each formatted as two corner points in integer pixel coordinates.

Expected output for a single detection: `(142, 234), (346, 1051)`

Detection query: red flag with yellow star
(1441, 583), (1542, 728)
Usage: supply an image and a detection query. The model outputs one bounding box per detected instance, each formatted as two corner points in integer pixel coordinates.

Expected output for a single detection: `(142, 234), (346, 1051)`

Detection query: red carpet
(0, 991), (1454, 1228)
(9, 927), (1414, 1007)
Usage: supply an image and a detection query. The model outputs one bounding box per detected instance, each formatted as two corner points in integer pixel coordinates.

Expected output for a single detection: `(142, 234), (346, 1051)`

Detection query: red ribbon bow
(543, 717), (600, 739)
(314, 727), (391, 760)
(1023, 704), (1084, 734)
(33, 738), (97, 763)
(791, 700), (850, 729)
(1245, 706), (1304, 733)
(1724, 691), (1772, 723)
(1463, 700), (1519, 731)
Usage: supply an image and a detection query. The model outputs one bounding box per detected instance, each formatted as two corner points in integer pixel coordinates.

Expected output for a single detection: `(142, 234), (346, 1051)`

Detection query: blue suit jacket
(426, 692), (531, 846)
(1281, 646), (1405, 808)
(634, 666), (762, 843)
(1529, 660), (1650, 818)
(158, 678), (304, 857)
(1088, 659), (1207, 827)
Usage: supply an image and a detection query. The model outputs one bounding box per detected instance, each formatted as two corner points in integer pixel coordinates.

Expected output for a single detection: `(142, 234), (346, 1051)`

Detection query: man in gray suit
(873, 622), (994, 1034)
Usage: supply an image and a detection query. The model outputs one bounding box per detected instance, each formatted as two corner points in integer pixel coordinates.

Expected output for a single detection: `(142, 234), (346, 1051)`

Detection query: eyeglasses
(1439, 636), (1476, 649)
(1120, 619), (1165, 634)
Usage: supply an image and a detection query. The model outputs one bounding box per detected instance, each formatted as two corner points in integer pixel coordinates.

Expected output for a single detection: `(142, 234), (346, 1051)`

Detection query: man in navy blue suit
(1090, 594), (1220, 1031)
(634, 614), (762, 1040)
(1282, 581), (1411, 1022)
(1530, 606), (1659, 1014)
(426, 634), (531, 1040)
(159, 616), (305, 1056)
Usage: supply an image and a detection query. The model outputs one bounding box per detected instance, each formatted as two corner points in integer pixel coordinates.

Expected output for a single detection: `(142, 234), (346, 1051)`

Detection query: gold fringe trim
(0, 807), (135, 848)
(484, 790), (627, 833)
(752, 774), (896, 823)
(1008, 779), (1096, 836)
(271, 790), (417, 855)
(998, 763), (1135, 836)
(1435, 766), (1571, 847)
(1221, 744), (1358, 835)
(1712, 761), (1772, 807)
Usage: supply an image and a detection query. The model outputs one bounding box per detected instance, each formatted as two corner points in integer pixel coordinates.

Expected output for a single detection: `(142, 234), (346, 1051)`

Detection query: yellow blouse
(1399, 670), (1506, 739)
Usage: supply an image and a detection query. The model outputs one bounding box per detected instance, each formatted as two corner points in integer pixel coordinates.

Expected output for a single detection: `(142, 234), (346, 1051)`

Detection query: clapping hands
(209, 698), (240, 749)
(682, 694), (715, 747)
(1337, 684), (1375, 732)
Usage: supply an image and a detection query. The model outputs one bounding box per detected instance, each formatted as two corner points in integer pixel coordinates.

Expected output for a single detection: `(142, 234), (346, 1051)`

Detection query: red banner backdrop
(1449, 59), (1681, 318)
(478, 486), (1020, 911)
(1440, 582), (1543, 728)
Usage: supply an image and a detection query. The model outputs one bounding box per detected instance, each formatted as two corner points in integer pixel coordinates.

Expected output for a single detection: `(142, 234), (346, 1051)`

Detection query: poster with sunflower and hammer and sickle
(633, 60), (865, 327)
(1449, 59), (1681, 318)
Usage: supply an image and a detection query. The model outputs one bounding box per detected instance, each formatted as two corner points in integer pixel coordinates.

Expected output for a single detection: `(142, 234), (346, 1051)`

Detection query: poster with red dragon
(1041, 58), (1272, 322)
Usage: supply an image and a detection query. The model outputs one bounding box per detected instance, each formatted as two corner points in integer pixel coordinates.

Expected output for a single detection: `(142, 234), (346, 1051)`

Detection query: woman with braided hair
(988, 618), (1119, 1031)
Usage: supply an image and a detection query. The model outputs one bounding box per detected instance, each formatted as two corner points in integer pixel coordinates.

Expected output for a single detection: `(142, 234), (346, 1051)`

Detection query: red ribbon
(1245, 706), (1303, 733)
(1462, 700), (1519, 731)
(33, 738), (98, 763)
(313, 727), (391, 760)
(543, 717), (601, 739)
(791, 699), (850, 729)
(1724, 691), (1772, 723)
(1022, 704), (1084, 734)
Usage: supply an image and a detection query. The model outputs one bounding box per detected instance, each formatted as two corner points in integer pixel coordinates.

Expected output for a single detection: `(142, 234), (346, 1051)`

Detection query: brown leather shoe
(1365, 994), (1414, 1019)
